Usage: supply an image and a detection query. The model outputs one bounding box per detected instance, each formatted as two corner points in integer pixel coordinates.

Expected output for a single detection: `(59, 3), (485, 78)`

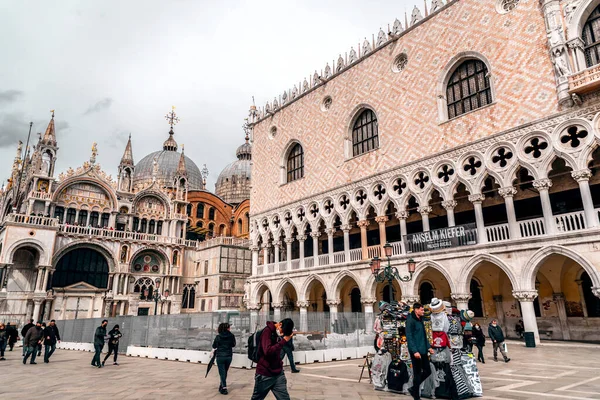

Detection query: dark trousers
(493, 341), (508, 360)
(9, 341), (15, 351)
(280, 347), (298, 372)
(216, 356), (232, 389)
(410, 354), (432, 398)
(103, 343), (119, 364)
(37, 343), (42, 356)
(0, 340), (6, 357)
(250, 372), (290, 400)
(44, 343), (56, 362)
(476, 344), (484, 362)
(23, 345), (37, 363)
(92, 343), (104, 366)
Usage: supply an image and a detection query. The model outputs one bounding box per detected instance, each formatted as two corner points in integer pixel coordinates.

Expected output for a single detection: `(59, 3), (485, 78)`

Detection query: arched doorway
(7, 247), (40, 292)
(582, 271), (600, 317)
(419, 282), (435, 306)
(415, 266), (451, 305)
(468, 279), (484, 317)
(375, 279), (401, 303)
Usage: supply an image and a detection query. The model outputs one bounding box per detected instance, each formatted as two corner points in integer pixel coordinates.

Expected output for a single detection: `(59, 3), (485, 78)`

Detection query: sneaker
(0, 357), (5, 360)
(505, 358), (511, 363)
(30, 362), (37, 364)
(97, 364), (102, 368)
(113, 362), (119, 366)
(102, 361), (105, 367)
(44, 360), (49, 363)
(23, 359), (26, 365)
(292, 369), (300, 373)
(221, 388), (228, 395)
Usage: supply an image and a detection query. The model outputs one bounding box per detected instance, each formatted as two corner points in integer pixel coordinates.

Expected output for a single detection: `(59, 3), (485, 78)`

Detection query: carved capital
(498, 186), (517, 198)
(341, 224), (352, 232)
(325, 228), (336, 236)
(571, 169), (592, 182)
(326, 299), (341, 307)
(273, 241), (282, 248)
(284, 237), (294, 245)
(296, 300), (310, 308)
(492, 295), (503, 303)
(310, 232), (321, 239)
(566, 37), (585, 51)
(395, 211), (409, 220)
(441, 200), (457, 210)
(375, 216), (389, 224)
(533, 179), (553, 191)
(592, 287), (600, 299)
(361, 297), (377, 305)
(247, 304), (262, 312)
(249, 245), (260, 252)
(401, 295), (420, 304)
(468, 194), (485, 203)
(271, 302), (283, 309)
(357, 219), (370, 228)
(512, 290), (539, 302)
(297, 235), (307, 242)
(417, 206), (432, 215)
(451, 293), (472, 302)
(552, 292), (565, 302)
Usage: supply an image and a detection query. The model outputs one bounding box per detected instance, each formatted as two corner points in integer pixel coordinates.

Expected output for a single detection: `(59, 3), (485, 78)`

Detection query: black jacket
(21, 322), (34, 337)
(107, 328), (122, 345)
(43, 325), (61, 345)
(212, 330), (236, 358)
(0, 327), (6, 343)
(488, 323), (505, 343)
(7, 325), (18, 342)
(94, 325), (107, 346)
(24, 326), (43, 347)
(406, 311), (431, 356)
(472, 327), (486, 346)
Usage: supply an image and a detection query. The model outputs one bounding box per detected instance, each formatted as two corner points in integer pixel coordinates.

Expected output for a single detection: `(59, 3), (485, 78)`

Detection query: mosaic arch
(131, 250), (166, 274)
(54, 180), (114, 210)
(133, 193), (168, 219)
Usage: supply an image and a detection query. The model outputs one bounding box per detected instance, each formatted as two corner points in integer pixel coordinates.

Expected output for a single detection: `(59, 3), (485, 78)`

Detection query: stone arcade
(246, 0), (600, 344)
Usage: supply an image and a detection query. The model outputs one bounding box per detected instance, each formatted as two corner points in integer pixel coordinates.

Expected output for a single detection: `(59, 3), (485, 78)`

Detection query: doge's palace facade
(246, 0), (600, 344)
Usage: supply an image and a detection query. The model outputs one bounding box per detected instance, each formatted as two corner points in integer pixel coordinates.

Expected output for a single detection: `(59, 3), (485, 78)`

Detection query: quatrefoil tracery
(356, 190), (368, 206)
(339, 195), (350, 210)
(463, 157), (482, 176)
(414, 172), (430, 189)
(560, 126), (588, 149)
(373, 184), (386, 201)
(437, 165), (455, 183)
(491, 147), (513, 168)
(393, 178), (407, 195)
(524, 137), (548, 159)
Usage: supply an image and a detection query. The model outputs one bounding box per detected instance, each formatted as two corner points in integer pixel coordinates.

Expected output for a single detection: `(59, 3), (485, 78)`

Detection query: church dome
(215, 139), (251, 204)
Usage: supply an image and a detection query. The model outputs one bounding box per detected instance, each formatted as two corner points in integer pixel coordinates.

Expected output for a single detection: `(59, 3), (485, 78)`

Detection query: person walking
(43, 320), (61, 363)
(92, 319), (108, 368)
(0, 322), (7, 360)
(472, 323), (486, 363)
(488, 319), (510, 363)
(37, 322), (46, 357)
(406, 303), (434, 400)
(20, 319), (34, 356)
(22, 321), (43, 365)
(280, 335), (300, 373)
(250, 318), (294, 400)
(212, 323), (236, 395)
(7, 322), (18, 351)
(102, 324), (122, 366)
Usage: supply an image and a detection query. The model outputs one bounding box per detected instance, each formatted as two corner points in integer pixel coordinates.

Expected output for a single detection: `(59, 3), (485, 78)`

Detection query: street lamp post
(370, 242), (416, 302)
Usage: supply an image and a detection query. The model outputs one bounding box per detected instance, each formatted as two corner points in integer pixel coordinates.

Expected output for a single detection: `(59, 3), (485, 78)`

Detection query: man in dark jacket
(6, 322), (18, 351)
(406, 303), (434, 400)
(251, 319), (294, 400)
(43, 320), (61, 363)
(20, 319), (34, 356)
(488, 319), (510, 363)
(91, 319), (108, 368)
(22, 321), (43, 364)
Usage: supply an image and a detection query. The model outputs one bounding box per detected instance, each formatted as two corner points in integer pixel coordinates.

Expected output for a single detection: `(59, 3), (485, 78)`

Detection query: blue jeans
(0, 340), (6, 357)
(44, 343), (56, 362)
(92, 343), (104, 366)
(23, 345), (37, 364)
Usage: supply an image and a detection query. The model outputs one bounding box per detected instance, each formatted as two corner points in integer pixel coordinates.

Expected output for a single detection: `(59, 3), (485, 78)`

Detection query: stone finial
(376, 28), (387, 47)
(265, 102), (271, 114)
(282, 90), (288, 105)
(272, 97), (279, 109)
(362, 38), (372, 55)
(292, 85), (298, 99)
(411, 5), (423, 25)
(324, 63), (332, 79)
(431, 0), (444, 12)
(336, 54), (345, 72)
(313, 71), (321, 87)
(349, 47), (358, 63)
(302, 78), (309, 92)
(392, 19), (404, 35)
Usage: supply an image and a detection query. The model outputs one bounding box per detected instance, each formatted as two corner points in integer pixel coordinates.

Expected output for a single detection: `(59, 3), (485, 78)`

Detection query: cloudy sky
(1, 0), (420, 189)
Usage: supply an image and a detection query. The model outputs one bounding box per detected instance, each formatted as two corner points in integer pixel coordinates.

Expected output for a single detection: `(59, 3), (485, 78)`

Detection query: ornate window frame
(280, 139), (306, 185)
(345, 105), (380, 160)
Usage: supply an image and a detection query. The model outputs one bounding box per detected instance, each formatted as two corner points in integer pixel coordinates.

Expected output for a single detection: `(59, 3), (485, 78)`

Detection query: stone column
(533, 179), (556, 234)
(442, 200), (457, 227)
(357, 220), (370, 260)
(297, 301), (309, 332)
(44, 300), (53, 320)
(327, 300), (340, 333)
(262, 245), (269, 265)
(109, 213), (116, 229)
(567, 37), (586, 72)
(119, 301), (126, 316)
(326, 228), (335, 265)
(396, 211), (408, 254)
(285, 237), (293, 270)
(250, 245), (259, 275)
(499, 187), (520, 239)
(572, 169), (598, 228)
(469, 194), (488, 244)
(44, 201), (50, 216)
(417, 206), (432, 232)
(575, 279), (588, 317)
(513, 290), (541, 345)
(451, 293), (472, 311)
(128, 216), (134, 231)
(32, 299), (43, 322)
(248, 305), (261, 330)
(375, 216), (388, 253)
(553, 292), (571, 340)
(310, 232), (320, 266)
(74, 209), (80, 224)
(341, 224), (351, 262)
(272, 303), (282, 323)
(493, 295), (505, 326)
(86, 211), (91, 226)
(362, 298), (376, 333)
(35, 268), (44, 292)
(25, 301), (34, 321)
(297, 235), (306, 268)
(274, 241), (281, 267)
(123, 275), (129, 295)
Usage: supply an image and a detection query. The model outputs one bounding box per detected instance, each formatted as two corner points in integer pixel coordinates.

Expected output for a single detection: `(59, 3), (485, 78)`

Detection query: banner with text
(404, 223), (477, 254)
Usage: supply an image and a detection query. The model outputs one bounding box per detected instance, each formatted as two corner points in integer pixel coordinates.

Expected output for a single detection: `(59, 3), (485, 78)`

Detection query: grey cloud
(84, 98), (113, 115)
(0, 112), (30, 148)
(0, 90), (23, 104)
(102, 129), (129, 150)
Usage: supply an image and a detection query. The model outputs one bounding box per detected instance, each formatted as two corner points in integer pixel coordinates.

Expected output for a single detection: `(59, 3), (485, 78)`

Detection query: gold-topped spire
(120, 133), (134, 166)
(165, 106), (180, 129)
(163, 106), (179, 151)
(42, 110), (57, 145)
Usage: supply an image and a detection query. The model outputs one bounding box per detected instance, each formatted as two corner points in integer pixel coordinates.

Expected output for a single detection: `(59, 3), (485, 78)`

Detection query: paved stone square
(2, 341), (600, 399)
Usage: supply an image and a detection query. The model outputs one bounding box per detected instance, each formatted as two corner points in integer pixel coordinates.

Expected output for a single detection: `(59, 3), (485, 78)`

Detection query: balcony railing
(58, 224), (197, 247)
(569, 64), (600, 94)
(254, 209), (597, 275)
(4, 214), (58, 227)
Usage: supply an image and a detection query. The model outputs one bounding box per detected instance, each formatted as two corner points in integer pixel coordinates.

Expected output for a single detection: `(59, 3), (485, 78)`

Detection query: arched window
(89, 212), (99, 227)
(54, 206), (65, 222)
(181, 287), (189, 309)
(352, 109), (379, 157)
(189, 287), (196, 309)
(219, 224), (226, 236)
(446, 59), (492, 119)
(196, 221), (203, 228)
(52, 248), (109, 288)
(157, 221), (163, 235)
(350, 288), (362, 313)
(66, 208), (76, 224)
(196, 203), (205, 218)
(172, 250), (179, 266)
(237, 218), (243, 234)
(149, 219), (156, 234)
(286, 143), (304, 182)
(208, 207), (215, 220)
(186, 203), (193, 216)
(208, 223), (215, 238)
(583, 6), (600, 68)
(78, 210), (88, 226)
(101, 213), (110, 228)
